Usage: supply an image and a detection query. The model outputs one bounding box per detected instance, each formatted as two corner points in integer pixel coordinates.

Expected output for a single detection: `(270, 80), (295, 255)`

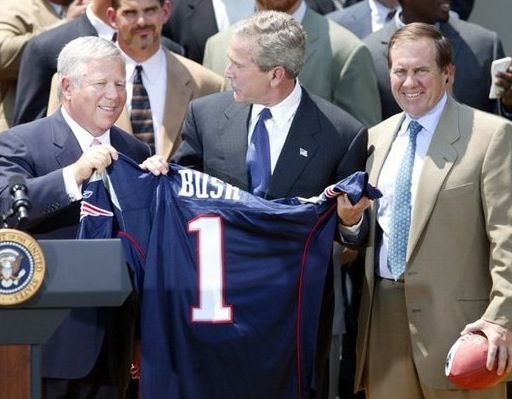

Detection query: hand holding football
(445, 332), (507, 389)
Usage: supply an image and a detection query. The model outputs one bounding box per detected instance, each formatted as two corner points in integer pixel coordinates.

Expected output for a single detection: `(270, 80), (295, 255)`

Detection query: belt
(375, 274), (404, 283)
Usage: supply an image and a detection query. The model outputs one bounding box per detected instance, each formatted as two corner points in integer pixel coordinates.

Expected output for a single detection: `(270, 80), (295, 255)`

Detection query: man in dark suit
(151, 11), (370, 398)
(363, 0), (512, 120)
(0, 36), (151, 399)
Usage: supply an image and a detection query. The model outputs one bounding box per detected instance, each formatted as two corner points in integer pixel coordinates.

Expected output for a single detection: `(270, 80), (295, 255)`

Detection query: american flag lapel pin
(299, 148), (308, 157)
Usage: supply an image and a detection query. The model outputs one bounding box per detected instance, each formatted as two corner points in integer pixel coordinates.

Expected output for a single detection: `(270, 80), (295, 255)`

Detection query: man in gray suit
(354, 22), (512, 399)
(202, 0), (382, 128)
(142, 11), (370, 398)
(363, 0), (512, 120)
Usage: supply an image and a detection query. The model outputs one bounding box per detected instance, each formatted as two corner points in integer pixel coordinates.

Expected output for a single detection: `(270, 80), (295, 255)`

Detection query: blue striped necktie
(388, 120), (423, 280)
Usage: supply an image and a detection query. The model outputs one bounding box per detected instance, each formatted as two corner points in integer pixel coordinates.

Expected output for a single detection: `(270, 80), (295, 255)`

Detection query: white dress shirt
(376, 93), (447, 279)
(248, 81), (302, 173)
(369, 0), (401, 33)
(85, 5), (116, 41)
(60, 108), (111, 201)
(212, 0), (254, 31)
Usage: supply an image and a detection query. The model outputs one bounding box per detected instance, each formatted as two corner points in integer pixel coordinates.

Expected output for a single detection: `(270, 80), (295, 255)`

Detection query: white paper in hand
(489, 57), (512, 99)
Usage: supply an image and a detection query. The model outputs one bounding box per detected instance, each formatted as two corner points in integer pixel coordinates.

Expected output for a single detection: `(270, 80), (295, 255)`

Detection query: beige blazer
(48, 49), (225, 159)
(355, 95), (512, 389)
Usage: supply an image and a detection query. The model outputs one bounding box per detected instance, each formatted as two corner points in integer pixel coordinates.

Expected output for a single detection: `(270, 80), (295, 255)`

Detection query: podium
(0, 239), (132, 399)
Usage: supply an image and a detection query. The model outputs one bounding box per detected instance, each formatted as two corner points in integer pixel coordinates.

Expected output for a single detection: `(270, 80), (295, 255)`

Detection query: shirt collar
(60, 107), (110, 151)
(369, 0), (401, 27)
(251, 80), (302, 129)
(403, 92), (448, 135)
(86, 5), (116, 41)
(292, 1), (307, 23)
(124, 48), (166, 85)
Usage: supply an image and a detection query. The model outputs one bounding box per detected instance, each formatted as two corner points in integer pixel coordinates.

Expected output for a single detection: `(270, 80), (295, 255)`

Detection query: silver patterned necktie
(387, 120), (423, 280)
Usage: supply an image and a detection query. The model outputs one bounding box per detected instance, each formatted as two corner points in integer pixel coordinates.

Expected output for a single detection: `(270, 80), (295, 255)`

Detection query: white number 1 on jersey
(189, 216), (233, 323)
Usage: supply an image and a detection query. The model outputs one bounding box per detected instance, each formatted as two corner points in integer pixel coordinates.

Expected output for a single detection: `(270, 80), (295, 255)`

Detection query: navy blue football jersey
(78, 154), (380, 399)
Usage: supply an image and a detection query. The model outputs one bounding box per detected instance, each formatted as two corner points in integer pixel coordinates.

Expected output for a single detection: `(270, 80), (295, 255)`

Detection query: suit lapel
(407, 97), (460, 259)
(159, 51), (193, 159)
(268, 89), (320, 198)
(50, 111), (82, 168)
(377, 22), (395, 58)
(301, 9), (320, 67)
(218, 101), (252, 189)
(368, 113), (403, 188)
(440, 22), (463, 65)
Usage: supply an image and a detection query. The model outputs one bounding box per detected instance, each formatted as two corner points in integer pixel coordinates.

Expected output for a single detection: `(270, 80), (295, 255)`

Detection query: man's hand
(337, 195), (370, 227)
(461, 319), (512, 375)
(495, 65), (512, 109)
(139, 155), (170, 176)
(73, 144), (118, 185)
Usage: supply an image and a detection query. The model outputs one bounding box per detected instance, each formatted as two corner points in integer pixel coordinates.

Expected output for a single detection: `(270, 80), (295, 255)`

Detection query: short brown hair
(111, 0), (165, 9)
(387, 22), (452, 70)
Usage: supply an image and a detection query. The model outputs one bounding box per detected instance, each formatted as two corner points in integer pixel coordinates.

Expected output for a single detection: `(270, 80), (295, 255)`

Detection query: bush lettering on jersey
(178, 169), (241, 200)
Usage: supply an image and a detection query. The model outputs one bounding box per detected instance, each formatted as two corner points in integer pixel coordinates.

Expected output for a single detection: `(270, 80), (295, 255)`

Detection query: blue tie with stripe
(388, 120), (423, 280)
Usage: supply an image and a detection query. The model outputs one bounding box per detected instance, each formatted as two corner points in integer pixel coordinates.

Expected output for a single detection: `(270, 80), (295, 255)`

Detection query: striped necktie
(131, 65), (154, 153)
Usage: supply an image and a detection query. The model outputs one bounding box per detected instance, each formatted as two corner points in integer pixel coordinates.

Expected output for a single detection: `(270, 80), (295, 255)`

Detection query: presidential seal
(0, 229), (45, 306)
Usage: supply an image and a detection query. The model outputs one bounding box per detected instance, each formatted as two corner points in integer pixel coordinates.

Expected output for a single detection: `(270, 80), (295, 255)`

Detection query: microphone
(9, 175), (31, 227)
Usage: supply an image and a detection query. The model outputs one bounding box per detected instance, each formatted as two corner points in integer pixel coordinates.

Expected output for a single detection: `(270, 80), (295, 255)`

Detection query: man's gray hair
(56, 36), (125, 100)
(233, 10), (306, 79)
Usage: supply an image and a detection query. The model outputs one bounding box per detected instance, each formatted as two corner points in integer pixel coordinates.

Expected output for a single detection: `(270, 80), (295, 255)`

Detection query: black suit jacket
(172, 88), (367, 199)
(0, 110), (150, 382)
(163, 0), (219, 63)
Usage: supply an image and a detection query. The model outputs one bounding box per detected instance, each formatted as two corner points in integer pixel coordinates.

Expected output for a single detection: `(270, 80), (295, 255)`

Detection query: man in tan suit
(108, 0), (224, 159)
(354, 23), (512, 399)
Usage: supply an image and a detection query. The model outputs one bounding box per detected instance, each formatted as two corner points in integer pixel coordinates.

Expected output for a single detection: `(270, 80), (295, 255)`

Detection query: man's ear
(270, 66), (286, 87)
(162, 0), (172, 24)
(106, 7), (117, 29)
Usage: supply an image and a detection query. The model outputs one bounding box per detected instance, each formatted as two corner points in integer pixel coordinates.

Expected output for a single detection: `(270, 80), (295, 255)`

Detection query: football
(445, 332), (506, 389)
